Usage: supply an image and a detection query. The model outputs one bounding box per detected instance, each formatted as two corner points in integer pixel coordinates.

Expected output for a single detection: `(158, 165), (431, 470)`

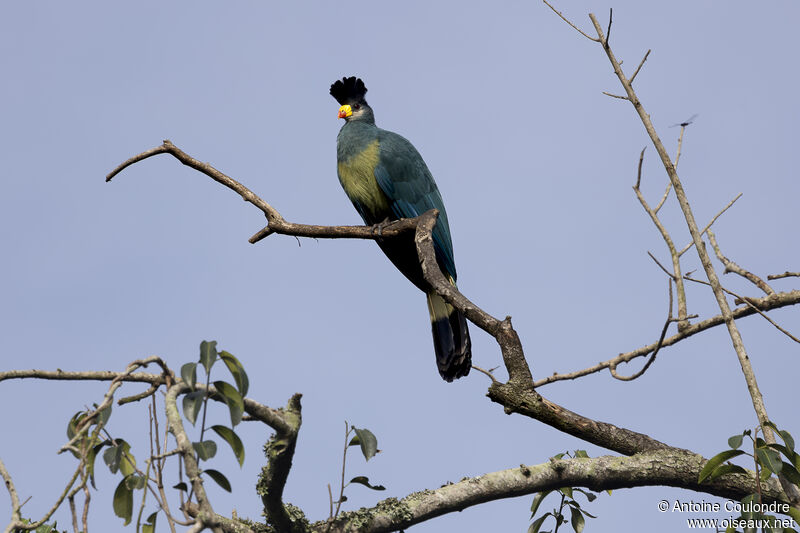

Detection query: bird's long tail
(426, 282), (471, 382)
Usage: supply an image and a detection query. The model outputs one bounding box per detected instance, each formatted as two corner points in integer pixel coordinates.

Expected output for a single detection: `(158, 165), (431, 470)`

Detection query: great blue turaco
(330, 76), (471, 381)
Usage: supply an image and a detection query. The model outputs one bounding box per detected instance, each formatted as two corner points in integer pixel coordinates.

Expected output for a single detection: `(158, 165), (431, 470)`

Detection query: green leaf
(573, 450), (589, 458)
(193, 440), (217, 461)
(779, 429), (795, 453)
(570, 507), (585, 533)
(67, 411), (85, 440)
(203, 469), (232, 492)
(97, 403), (112, 427)
(765, 422), (797, 453)
(706, 463), (748, 481)
(142, 511), (158, 533)
(573, 488), (597, 502)
(551, 453), (566, 460)
(765, 442), (793, 460)
(199, 340), (218, 373)
(181, 362), (197, 390)
(219, 350), (249, 397)
(349, 476), (386, 490)
(529, 512), (552, 533)
(113, 477), (134, 525)
(103, 444), (121, 474)
(353, 427), (378, 462)
(530, 490), (552, 518)
(213, 381), (244, 427)
(699, 449), (746, 482)
(787, 507), (800, 527)
(182, 390), (205, 426)
(779, 462), (800, 484)
(87, 441), (108, 489)
(125, 474), (146, 490)
(728, 434), (744, 450)
(559, 487), (573, 498)
(103, 440), (136, 477)
(756, 447), (783, 475)
(211, 425), (245, 467)
(172, 482), (188, 492)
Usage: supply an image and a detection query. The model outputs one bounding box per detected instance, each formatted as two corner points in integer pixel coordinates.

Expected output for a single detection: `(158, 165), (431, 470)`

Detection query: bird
(329, 76), (471, 382)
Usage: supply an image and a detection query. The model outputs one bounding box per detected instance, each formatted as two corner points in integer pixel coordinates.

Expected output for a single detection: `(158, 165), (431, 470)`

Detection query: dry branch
(586, 10), (799, 504)
(534, 290), (800, 387)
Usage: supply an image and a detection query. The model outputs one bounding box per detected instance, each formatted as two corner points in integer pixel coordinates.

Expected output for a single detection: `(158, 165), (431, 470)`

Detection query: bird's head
(330, 76), (373, 123)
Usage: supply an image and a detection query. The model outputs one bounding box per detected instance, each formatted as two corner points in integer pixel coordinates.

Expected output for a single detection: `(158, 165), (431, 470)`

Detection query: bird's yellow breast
(337, 139), (390, 219)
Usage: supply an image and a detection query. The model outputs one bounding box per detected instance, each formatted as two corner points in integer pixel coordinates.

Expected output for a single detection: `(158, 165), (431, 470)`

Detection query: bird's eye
(352, 104), (361, 110)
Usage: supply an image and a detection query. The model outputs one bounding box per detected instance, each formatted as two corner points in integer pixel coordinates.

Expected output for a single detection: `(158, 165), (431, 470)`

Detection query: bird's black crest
(330, 76), (367, 105)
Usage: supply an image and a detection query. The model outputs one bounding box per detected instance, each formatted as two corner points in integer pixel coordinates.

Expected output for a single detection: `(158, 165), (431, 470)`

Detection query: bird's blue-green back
(336, 121), (458, 283)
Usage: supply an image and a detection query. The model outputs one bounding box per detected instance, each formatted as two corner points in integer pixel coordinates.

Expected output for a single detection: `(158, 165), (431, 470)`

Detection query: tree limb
(316, 450), (786, 533)
(587, 11), (799, 504)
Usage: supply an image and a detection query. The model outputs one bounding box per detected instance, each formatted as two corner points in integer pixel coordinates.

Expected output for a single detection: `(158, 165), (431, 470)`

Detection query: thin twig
(589, 17), (784, 492)
(653, 182), (673, 214)
(602, 91), (629, 100)
(534, 289), (800, 387)
(635, 146), (646, 189)
(634, 187), (688, 329)
(629, 49), (651, 84)
(768, 271), (800, 280)
(647, 251), (676, 279)
(677, 193), (743, 257)
(334, 422), (351, 521)
(609, 280), (673, 380)
(707, 229), (775, 295)
(471, 365), (500, 384)
(541, 0), (600, 42)
(683, 275), (799, 344)
(119, 383), (160, 405)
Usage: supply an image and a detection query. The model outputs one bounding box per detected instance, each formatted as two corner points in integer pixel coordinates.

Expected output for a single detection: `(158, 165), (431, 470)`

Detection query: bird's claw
(372, 218), (395, 240)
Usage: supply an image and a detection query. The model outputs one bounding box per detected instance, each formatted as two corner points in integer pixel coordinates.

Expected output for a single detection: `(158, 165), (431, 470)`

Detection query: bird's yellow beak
(338, 104), (352, 119)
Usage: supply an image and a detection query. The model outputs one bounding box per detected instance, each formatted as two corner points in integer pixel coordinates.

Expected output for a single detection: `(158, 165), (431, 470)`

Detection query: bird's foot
(371, 218), (397, 240)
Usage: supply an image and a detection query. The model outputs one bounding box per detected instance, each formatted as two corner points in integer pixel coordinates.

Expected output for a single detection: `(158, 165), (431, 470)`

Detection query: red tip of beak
(338, 109), (348, 119)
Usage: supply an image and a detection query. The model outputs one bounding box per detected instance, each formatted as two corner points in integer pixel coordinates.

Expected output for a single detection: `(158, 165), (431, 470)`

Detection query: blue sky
(1, 2), (798, 532)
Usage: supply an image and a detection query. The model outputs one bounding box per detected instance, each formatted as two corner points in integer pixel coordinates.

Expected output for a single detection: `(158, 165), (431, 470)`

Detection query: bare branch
(707, 229), (775, 295)
(164, 382), (223, 533)
(629, 49), (651, 84)
(107, 140), (424, 246)
(541, 0), (600, 42)
(587, 12), (797, 502)
(677, 193), (743, 257)
(0, 458), (21, 527)
(534, 290), (800, 387)
(647, 251), (676, 280)
(635, 146), (646, 189)
(414, 211), (534, 387)
(653, 182), (672, 214)
(769, 271), (800, 280)
(610, 280), (673, 381)
(684, 276), (800, 345)
(602, 91), (629, 100)
(634, 184), (689, 329)
(471, 365), (500, 384)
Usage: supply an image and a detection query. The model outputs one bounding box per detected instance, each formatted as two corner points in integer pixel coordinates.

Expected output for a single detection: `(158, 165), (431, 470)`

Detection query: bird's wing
(373, 130), (458, 280)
